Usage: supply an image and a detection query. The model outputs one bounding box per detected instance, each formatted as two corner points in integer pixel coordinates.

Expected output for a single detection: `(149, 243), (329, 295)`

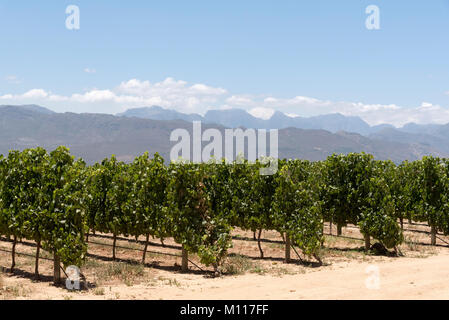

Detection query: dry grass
(403, 234), (421, 252)
(93, 287), (105, 296)
(270, 266), (303, 277)
(0, 283), (31, 299)
(94, 262), (146, 286)
(157, 276), (182, 287)
(221, 254), (255, 275)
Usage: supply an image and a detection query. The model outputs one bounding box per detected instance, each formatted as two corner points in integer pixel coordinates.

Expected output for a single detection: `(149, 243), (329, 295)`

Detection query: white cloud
(72, 90), (117, 103)
(114, 78), (226, 112)
(189, 83), (227, 95)
(5, 75), (21, 84)
(334, 101), (449, 127)
(1, 77), (449, 127)
(84, 68), (96, 74)
(226, 95), (255, 106)
(227, 95), (449, 127)
(117, 78), (226, 98)
(22, 89), (48, 99)
(117, 79), (153, 95)
(248, 107), (275, 120)
(0, 78), (229, 114)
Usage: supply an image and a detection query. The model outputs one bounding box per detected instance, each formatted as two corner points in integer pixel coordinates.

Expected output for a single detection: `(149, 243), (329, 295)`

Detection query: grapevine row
(0, 147), (448, 282)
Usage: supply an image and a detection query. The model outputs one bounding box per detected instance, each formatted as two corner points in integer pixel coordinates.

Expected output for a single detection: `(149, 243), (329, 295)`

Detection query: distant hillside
(0, 104), (55, 114)
(119, 106), (375, 134)
(369, 123), (449, 155)
(0, 105), (444, 164)
(278, 129), (444, 162)
(117, 106), (202, 122)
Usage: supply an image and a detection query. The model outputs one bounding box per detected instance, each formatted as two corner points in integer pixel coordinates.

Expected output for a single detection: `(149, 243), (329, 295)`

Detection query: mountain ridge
(0, 105), (444, 164)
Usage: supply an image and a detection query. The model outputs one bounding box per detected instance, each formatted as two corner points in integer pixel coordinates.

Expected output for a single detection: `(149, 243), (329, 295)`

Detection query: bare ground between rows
(0, 221), (445, 300)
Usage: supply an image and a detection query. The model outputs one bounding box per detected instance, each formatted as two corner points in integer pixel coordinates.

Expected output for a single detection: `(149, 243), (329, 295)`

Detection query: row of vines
(1, 147), (449, 282)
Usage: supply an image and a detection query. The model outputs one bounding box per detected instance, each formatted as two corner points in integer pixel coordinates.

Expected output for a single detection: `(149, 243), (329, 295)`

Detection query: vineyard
(1, 146), (449, 285)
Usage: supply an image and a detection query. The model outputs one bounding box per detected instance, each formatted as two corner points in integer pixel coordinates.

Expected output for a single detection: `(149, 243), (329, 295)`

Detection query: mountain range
(119, 106), (449, 156)
(118, 106), (382, 135)
(0, 104), (447, 164)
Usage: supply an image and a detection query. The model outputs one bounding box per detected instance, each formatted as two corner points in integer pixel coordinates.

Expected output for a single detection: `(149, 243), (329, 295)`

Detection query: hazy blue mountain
(371, 123), (396, 133)
(399, 123), (442, 136)
(369, 127), (449, 154)
(0, 104), (55, 114)
(268, 111), (295, 127)
(119, 106), (373, 133)
(0, 105), (444, 164)
(117, 107), (449, 153)
(277, 128), (445, 163)
(117, 106), (202, 122)
(203, 109), (265, 128)
(302, 113), (372, 135)
(434, 124), (449, 140)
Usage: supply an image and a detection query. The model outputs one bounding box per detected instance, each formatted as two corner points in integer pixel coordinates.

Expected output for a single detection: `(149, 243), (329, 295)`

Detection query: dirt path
(158, 251), (449, 300)
(3, 250), (449, 300)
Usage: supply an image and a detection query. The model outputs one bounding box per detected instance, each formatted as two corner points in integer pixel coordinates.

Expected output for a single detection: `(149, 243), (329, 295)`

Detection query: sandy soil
(1, 222), (448, 300)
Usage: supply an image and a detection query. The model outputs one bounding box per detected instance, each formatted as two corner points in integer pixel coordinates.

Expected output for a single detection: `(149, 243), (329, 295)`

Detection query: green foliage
(273, 160), (323, 256)
(228, 159), (254, 230)
(127, 152), (168, 240)
(0, 147), (87, 267)
(358, 168), (403, 249)
(107, 159), (133, 237)
(415, 156), (449, 234)
(85, 156), (130, 236)
(322, 154), (404, 249)
(165, 161), (232, 269)
(322, 153), (375, 226)
(4, 146), (449, 271)
(386, 161), (414, 225)
(41, 147), (87, 266)
(228, 159), (278, 234)
(0, 149), (39, 240)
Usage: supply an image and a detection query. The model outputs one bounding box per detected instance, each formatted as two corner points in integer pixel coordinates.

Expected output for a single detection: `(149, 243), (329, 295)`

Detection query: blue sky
(1, 0), (449, 126)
